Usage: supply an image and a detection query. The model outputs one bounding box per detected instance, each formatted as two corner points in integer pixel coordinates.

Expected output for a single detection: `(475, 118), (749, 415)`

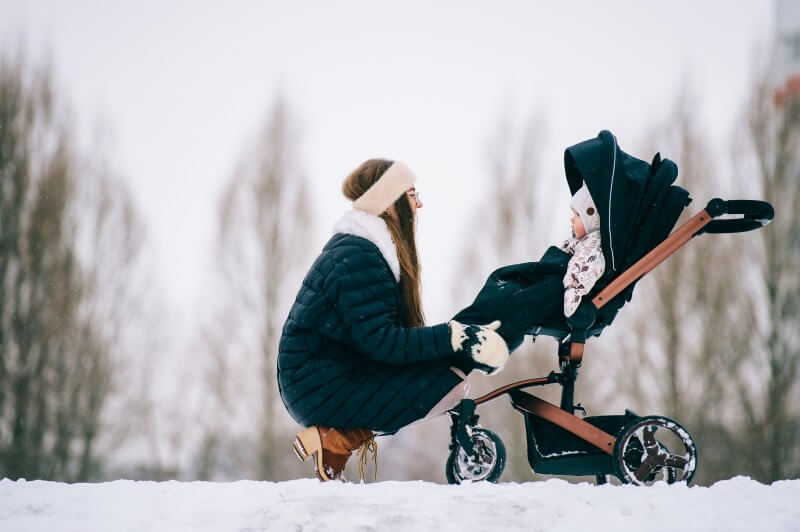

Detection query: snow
(1, 476), (798, 531)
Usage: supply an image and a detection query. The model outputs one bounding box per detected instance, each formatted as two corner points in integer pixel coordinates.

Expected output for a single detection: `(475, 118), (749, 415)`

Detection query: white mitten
(449, 320), (509, 375)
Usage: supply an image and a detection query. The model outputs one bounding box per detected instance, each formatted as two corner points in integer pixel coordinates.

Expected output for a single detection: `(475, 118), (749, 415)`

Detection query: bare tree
(398, 112), (564, 483)
(730, 60), (800, 482)
(603, 66), (800, 484)
(194, 96), (313, 480)
(593, 87), (757, 484)
(0, 55), (147, 481)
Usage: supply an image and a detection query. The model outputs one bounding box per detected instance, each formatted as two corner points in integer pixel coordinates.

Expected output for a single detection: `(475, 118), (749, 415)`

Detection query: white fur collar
(332, 209), (401, 282)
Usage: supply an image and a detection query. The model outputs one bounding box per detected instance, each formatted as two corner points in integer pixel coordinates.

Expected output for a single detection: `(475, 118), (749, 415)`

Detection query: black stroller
(444, 131), (774, 486)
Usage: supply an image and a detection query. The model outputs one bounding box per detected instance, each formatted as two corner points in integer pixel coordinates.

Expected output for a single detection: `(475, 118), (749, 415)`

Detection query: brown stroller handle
(592, 198), (774, 309)
(696, 198), (774, 235)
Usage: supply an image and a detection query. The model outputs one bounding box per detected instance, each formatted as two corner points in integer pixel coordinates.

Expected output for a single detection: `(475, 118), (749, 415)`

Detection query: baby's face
(571, 211), (586, 239)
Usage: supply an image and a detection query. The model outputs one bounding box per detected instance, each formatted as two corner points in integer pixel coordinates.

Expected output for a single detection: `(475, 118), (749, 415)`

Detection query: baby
(450, 182), (608, 355)
(561, 185), (606, 317)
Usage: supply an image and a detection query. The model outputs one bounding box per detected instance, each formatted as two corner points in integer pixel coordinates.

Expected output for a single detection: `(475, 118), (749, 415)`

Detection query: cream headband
(352, 161), (417, 216)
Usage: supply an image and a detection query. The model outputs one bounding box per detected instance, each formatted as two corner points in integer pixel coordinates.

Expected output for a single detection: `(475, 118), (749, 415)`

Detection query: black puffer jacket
(278, 210), (462, 434)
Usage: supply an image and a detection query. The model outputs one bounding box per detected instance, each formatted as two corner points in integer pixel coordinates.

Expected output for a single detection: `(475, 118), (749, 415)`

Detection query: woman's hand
(449, 320), (509, 375)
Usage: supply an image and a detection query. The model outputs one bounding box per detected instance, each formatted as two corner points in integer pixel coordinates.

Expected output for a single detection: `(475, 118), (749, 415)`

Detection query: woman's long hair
(342, 159), (425, 327)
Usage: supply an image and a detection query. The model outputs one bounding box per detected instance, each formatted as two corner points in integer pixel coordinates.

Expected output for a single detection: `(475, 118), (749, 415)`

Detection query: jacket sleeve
(333, 248), (456, 365)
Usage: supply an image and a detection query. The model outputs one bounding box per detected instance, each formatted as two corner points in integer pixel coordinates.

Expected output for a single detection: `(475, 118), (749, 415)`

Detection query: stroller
(444, 131), (774, 486)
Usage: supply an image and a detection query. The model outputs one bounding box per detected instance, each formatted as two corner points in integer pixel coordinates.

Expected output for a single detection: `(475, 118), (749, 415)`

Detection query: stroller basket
(511, 389), (636, 476)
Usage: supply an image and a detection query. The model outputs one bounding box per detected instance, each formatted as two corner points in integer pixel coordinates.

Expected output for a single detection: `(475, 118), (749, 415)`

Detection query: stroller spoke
(664, 454), (689, 469)
(642, 426), (659, 455)
(634, 456), (658, 482)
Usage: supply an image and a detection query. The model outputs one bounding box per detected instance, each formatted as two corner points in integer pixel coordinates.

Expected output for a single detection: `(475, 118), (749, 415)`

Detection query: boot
(293, 426), (375, 482)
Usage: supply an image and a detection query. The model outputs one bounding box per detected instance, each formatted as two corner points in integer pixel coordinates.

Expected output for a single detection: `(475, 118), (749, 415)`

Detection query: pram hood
(564, 130), (691, 277)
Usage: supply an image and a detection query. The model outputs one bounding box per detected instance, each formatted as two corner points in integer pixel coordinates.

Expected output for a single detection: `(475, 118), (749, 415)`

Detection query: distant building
(776, 0), (800, 104)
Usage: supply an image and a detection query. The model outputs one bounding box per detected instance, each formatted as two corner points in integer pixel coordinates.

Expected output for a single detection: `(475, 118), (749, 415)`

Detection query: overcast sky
(1, 1), (774, 324)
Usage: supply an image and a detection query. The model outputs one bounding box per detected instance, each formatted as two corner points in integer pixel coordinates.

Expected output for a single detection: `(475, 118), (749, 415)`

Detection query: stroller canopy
(564, 130), (691, 277)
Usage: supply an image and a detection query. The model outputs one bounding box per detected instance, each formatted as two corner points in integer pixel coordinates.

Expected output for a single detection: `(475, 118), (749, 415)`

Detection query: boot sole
(293, 426), (331, 482)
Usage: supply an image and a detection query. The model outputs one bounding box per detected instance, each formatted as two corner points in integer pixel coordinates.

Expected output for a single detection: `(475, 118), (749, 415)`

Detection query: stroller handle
(696, 198), (775, 235)
(588, 197), (774, 316)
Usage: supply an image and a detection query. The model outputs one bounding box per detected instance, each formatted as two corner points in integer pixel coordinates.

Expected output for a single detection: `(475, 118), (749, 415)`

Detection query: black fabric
(452, 246), (570, 351)
(564, 130), (691, 314)
(278, 233), (462, 434)
(452, 131), (692, 346)
(564, 130), (690, 274)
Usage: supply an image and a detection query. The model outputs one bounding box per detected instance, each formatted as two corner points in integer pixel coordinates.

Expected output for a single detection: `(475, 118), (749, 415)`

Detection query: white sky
(0, 0), (774, 325)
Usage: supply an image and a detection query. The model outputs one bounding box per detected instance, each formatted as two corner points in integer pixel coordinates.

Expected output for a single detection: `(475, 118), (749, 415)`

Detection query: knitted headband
(570, 184), (601, 234)
(352, 162), (417, 216)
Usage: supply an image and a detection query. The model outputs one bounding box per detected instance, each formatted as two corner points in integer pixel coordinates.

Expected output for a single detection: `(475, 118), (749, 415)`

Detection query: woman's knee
(422, 368), (469, 419)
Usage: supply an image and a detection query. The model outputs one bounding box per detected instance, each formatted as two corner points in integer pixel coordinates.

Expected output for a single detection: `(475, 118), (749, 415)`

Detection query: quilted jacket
(277, 210), (462, 433)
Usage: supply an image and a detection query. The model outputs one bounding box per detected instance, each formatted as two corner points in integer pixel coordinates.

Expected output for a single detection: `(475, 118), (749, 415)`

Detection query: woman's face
(407, 187), (422, 213)
(388, 187), (422, 221)
(386, 187), (422, 221)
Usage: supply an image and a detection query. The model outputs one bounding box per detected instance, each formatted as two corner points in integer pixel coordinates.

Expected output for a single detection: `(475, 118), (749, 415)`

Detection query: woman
(277, 159), (508, 482)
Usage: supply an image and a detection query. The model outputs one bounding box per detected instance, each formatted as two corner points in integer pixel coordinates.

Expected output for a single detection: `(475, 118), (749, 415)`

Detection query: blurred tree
(606, 68), (800, 484)
(196, 96), (313, 480)
(732, 62), (800, 482)
(403, 112), (567, 483)
(0, 56), (146, 481)
(601, 88), (756, 484)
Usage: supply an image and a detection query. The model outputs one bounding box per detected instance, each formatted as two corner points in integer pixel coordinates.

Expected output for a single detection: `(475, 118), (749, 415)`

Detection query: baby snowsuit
(562, 185), (605, 317)
(561, 232), (605, 317)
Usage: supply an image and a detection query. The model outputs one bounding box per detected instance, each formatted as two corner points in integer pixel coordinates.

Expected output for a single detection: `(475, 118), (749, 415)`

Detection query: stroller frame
(445, 198), (774, 485)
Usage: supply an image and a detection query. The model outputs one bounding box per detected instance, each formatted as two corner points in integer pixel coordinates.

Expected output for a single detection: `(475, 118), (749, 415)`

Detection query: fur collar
(332, 209), (401, 282)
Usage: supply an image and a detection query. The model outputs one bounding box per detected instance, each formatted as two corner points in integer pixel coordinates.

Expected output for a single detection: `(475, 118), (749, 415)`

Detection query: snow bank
(1, 476), (798, 531)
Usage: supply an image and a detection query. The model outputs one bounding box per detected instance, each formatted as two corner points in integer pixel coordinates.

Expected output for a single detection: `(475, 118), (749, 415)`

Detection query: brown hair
(342, 158), (425, 327)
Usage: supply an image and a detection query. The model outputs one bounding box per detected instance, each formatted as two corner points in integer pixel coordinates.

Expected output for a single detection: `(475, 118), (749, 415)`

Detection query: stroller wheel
(446, 428), (506, 484)
(613, 415), (698, 486)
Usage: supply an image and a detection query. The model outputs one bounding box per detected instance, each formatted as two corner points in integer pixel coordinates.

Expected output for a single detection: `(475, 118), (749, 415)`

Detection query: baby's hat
(570, 184), (601, 234)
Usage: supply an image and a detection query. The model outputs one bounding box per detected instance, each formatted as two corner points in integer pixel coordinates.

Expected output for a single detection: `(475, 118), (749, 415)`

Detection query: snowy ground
(1, 476), (798, 532)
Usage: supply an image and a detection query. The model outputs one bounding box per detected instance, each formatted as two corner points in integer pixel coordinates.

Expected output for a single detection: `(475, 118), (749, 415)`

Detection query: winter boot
(293, 426), (376, 482)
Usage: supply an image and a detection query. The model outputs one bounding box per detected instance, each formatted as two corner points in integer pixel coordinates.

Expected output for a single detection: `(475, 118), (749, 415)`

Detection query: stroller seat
(526, 130), (693, 345)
